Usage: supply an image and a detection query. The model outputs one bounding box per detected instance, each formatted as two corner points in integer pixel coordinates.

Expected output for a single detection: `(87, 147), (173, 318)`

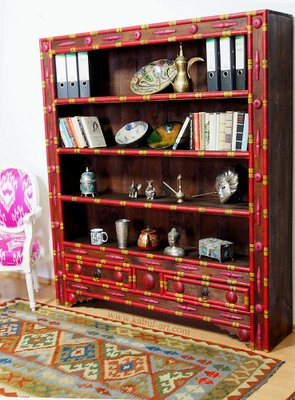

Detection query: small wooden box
(199, 237), (234, 262)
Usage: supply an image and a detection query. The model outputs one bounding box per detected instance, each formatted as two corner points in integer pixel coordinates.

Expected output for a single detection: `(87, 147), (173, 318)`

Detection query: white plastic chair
(0, 164), (42, 311)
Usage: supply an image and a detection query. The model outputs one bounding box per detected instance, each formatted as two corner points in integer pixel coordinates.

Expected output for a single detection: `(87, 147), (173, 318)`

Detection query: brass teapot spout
(168, 43), (204, 93)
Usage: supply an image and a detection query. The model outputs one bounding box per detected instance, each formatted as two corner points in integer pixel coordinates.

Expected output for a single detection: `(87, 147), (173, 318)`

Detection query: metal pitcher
(168, 43), (204, 93)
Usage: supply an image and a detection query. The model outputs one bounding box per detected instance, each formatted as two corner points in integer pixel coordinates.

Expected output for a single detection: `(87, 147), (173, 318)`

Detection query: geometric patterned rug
(0, 299), (283, 399)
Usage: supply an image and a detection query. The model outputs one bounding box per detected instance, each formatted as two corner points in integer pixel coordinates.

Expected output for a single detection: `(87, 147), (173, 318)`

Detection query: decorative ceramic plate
(115, 121), (149, 146)
(147, 121), (182, 149)
(130, 59), (177, 95)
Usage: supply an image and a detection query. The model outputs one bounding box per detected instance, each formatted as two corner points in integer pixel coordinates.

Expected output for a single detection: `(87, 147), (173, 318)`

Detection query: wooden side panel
(267, 10), (293, 350)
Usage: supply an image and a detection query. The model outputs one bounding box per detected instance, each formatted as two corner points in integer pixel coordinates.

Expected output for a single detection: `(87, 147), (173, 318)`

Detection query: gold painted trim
(263, 209), (268, 219)
(262, 59), (268, 68)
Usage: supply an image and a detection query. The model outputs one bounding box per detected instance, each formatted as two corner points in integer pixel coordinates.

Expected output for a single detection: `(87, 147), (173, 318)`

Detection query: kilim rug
(0, 299), (283, 399)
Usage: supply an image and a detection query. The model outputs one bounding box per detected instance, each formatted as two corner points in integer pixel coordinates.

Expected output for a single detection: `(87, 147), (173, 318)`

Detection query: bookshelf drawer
(164, 274), (249, 311)
(65, 259), (132, 289)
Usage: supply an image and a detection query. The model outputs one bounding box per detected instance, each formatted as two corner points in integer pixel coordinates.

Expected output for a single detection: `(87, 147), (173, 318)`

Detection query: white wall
(0, 0), (294, 318)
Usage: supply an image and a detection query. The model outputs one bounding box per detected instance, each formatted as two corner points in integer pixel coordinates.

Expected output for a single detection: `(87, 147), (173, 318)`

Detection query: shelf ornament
(145, 180), (156, 200)
(164, 227), (185, 257)
(163, 174), (185, 203)
(215, 169), (239, 204)
(129, 180), (142, 198)
(80, 167), (97, 197)
(192, 169), (239, 204)
(168, 42), (204, 93)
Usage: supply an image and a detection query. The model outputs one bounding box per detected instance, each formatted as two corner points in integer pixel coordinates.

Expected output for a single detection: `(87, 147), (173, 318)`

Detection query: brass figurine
(163, 174), (185, 203)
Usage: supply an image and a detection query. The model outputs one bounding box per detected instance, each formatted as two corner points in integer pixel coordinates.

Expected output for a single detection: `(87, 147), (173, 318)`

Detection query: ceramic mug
(90, 228), (108, 245)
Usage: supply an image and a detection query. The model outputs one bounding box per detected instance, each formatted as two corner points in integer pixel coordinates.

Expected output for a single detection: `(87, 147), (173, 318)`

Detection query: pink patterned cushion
(0, 168), (34, 228)
(0, 232), (40, 266)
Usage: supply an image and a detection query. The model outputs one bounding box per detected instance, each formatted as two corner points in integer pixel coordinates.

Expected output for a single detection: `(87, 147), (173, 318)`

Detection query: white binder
(77, 52), (90, 98)
(219, 37), (235, 91)
(235, 35), (247, 90)
(66, 53), (79, 98)
(206, 38), (220, 91)
(55, 54), (68, 98)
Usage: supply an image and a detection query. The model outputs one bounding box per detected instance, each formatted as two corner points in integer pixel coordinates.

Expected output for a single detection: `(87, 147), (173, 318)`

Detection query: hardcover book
(78, 116), (107, 148)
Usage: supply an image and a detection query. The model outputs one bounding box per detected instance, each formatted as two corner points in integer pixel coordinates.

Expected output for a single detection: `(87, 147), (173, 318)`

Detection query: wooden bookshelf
(40, 9), (293, 351)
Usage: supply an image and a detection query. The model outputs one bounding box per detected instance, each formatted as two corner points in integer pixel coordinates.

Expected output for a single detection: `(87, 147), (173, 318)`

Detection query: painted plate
(147, 122), (182, 149)
(115, 121), (149, 146)
(130, 59), (177, 95)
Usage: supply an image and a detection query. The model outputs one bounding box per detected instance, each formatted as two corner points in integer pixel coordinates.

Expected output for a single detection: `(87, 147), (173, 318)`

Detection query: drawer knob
(142, 272), (155, 290)
(113, 271), (124, 282)
(226, 291), (238, 304)
(173, 281), (185, 293)
(68, 293), (77, 304)
(73, 264), (82, 274)
(238, 329), (250, 342)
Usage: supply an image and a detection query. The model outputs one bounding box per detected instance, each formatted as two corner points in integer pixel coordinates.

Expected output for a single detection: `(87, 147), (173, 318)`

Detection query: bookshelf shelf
(40, 9), (293, 351)
(58, 147), (250, 158)
(60, 194), (250, 216)
(55, 90), (248, 105)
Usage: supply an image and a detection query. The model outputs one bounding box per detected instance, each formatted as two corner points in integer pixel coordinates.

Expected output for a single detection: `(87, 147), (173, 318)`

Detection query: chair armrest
(23, 206), (42, 224)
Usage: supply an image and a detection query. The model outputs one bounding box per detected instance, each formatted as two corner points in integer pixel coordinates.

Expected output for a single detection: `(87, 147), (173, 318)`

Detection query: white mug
(90, 228), (108, 245)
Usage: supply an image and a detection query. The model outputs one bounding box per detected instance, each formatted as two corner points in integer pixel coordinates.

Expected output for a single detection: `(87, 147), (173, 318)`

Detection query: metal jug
(169, 43), (204, 93)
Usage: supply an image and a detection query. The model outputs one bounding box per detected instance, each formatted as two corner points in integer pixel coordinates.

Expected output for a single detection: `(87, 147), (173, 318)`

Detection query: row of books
(172, 111), (249, 151)
(55, 52), (90, 99)
(58, 116), (107, 148)
(206, 36), (247, 91)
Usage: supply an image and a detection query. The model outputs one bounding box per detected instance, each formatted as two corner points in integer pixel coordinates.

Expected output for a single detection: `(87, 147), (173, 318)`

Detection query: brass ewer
(168, 42), (204, 93)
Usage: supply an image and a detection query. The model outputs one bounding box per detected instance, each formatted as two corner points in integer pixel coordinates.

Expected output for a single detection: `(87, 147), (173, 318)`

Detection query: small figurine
(163, 174), (185, 203)
(164, 227), (185, 257)
(129, 180), (142, 199)
(145, 180), (156, 200)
